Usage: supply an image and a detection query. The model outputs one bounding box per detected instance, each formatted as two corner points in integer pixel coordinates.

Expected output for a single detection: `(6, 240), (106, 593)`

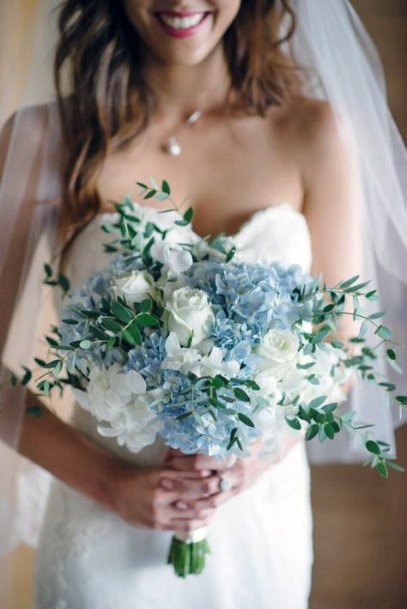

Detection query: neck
(142, 45), (232, 121)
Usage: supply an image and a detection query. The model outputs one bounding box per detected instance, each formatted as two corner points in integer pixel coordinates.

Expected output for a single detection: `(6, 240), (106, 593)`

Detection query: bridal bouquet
(12, 178), (406, 577)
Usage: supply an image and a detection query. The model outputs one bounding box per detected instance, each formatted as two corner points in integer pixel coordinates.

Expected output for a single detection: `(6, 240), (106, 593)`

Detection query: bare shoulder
(273, 95), (348, 153)
(271, 95), (353, 182)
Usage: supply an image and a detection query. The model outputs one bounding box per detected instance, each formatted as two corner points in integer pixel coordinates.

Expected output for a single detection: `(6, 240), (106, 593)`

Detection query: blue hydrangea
(58, 247), (316, 458)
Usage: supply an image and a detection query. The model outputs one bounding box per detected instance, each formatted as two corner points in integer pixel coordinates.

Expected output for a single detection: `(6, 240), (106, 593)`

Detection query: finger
(163, 447), (184, 460)
(167, 503), (215, 520)
(169, 517), (213, 532)
(158, 474), (221, 498)
(167, 453), (232, 471)
(156, 468), (212, 485)
(192, 489), (235, 510)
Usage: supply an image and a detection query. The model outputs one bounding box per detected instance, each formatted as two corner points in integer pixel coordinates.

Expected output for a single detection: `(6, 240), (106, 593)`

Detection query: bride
(0, 1), (405, 608)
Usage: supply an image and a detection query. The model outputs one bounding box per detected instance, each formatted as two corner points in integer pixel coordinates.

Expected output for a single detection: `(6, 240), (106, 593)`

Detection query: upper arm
(300, 101), (363, 287)
(293, 100), (365, 342)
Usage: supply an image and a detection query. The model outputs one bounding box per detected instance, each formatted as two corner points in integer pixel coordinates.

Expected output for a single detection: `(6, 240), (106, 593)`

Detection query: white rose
(165, 287), (214, 347)
(150, 241), (193, 274)
(255, 329), (299, 378)
(111, 270), (156, 306)
(258, 329), (299, 363)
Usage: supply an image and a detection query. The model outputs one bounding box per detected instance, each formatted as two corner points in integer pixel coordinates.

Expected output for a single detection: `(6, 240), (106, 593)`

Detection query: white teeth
(158, 12), (206, 29)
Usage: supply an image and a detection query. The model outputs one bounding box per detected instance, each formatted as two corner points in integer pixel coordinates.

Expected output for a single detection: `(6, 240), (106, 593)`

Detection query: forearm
(18, 396), (117, 509)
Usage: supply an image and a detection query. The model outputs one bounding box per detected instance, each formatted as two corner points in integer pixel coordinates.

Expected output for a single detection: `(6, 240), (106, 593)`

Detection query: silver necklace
(164, 110), (202, 156)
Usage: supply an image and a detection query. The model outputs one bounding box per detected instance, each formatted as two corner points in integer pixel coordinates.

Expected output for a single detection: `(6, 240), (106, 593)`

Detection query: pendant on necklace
(165, 136), (182, 157)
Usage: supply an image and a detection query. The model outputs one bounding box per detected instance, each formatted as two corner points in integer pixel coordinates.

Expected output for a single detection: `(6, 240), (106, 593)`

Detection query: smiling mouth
(154, 10), (211, 35)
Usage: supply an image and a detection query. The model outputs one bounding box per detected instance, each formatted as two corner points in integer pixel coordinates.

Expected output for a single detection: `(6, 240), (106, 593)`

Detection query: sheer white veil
(0, 0), (406, 596)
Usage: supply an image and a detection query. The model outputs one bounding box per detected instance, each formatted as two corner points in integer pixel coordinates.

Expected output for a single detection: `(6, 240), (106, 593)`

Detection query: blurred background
(1, 1), (406, 608)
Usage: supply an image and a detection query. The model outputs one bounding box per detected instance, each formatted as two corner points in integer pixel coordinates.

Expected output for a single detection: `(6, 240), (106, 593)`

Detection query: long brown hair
(55, 0), (299, 244)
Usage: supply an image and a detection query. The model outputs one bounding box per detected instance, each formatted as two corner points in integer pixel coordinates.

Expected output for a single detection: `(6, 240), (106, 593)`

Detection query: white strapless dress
(35, 203), (314, 609)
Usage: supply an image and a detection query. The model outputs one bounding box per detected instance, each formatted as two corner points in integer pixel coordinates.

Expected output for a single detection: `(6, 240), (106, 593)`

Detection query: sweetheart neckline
(93, 201), (306, 242)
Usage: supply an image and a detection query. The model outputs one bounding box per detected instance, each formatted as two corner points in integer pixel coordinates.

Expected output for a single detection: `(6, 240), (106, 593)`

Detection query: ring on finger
(218, 473), (233, 493)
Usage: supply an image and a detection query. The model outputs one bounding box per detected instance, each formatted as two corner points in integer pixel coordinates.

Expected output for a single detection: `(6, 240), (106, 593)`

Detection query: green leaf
(111, 301), (134, 323)
(144, 189), (157, 199)
(395, 395), (407, 406)
(162, 180), (171, 194)
(237, 413), (255, 427)
(233, 387), (250, 402)
(136, 313), (159, 327)
(376, 461), (388, 478)
(225, 246), (236, 262)
(43, 263), (53, 277)
(296, 361), (315, 370)
(183, 207), (194, 223)
(101, 318), (123, 333)
(308, 395), (327, 409)
(386, 348), (396, 361)
(386, 461), (405, 473)
(227, 428), (238, 451)
(58, 274), (70, 293)
(322, 402), (337, 414)
(341, 410), (356, 423)
(37, 380), (51, 396)
(339, 275), (359, 289)
(176, 412), (192, 421)
(62, 318), (78, 325)
(124, 320), (142, 345)
(365, 290), (379, 300)
(104, 244), (118, 253)
(314, 326), (331, 343)
(26, 405), (43, 418)
(45, 335), (59, 347)
(324, 423), (335, 439)
(34, 357), (47, 367)
(310, 408), (326, 424)
(212, 375), (227, 389)
(305, 424), (319, 441)
(139, 297), (153, 313)
(375, 325), (392, 340)
(369, 311), (385, 320)
(365, 440), (381, 455)
(346, 280), (370, 293)
(101, 222), (114, 233)
(21, 366), (32, 386)
(285, 417), (301, 430)
(79, 340), (92, 350)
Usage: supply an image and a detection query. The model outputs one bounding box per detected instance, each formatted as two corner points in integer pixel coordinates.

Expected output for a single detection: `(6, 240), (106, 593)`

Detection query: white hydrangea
(72, 364), (162, 453)
(162, 332), (239, 378)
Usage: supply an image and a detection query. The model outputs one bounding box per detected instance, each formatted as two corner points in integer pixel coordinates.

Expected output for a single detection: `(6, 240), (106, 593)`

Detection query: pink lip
(154, 11), (211, 39)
